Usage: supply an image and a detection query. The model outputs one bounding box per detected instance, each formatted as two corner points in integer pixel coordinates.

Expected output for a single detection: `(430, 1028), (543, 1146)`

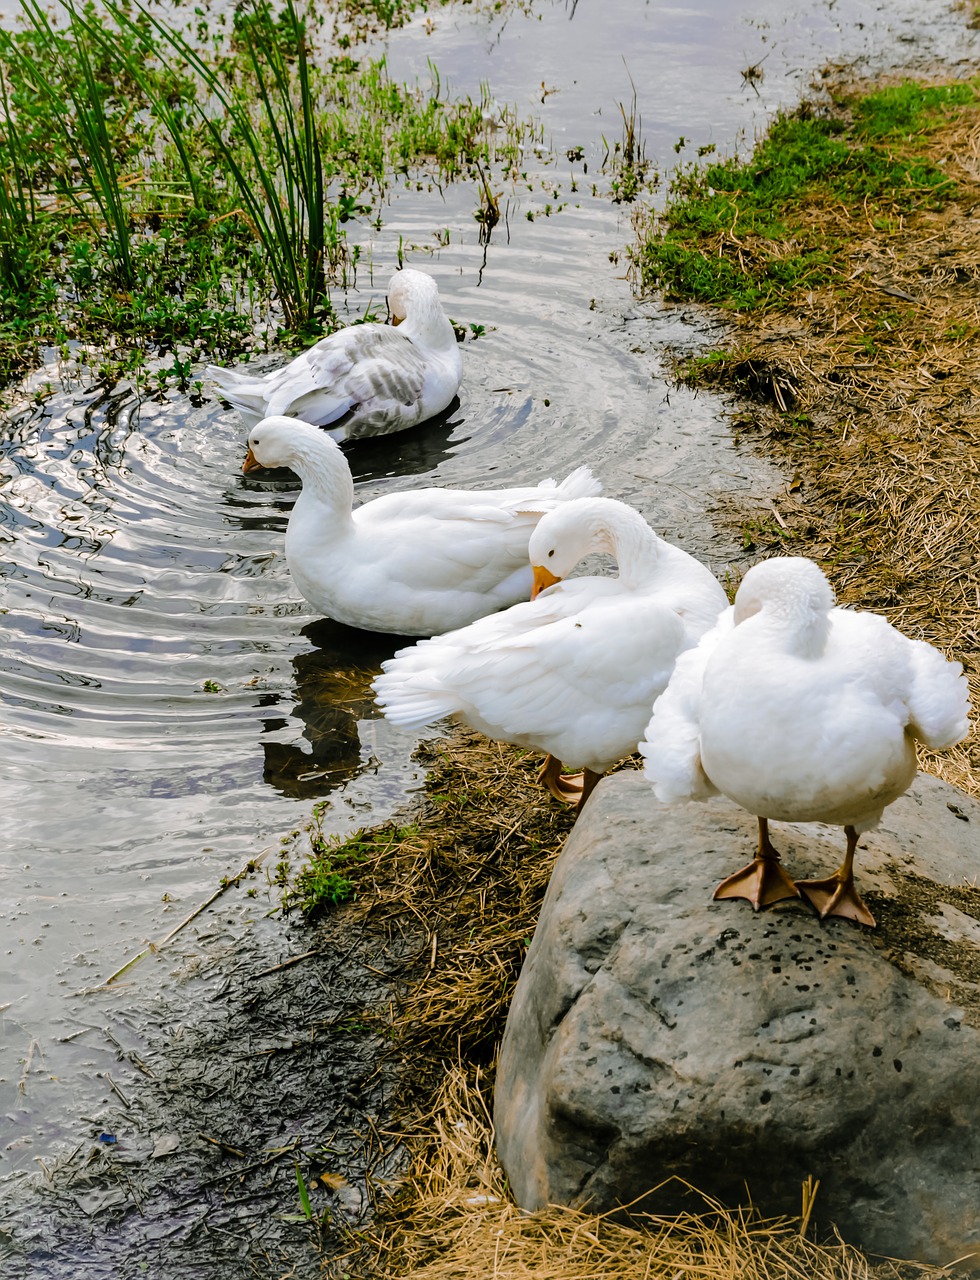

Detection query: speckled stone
(494, 770), (980, 1268)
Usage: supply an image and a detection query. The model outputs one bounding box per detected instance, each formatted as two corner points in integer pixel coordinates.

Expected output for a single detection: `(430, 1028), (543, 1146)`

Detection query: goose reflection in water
(260, 617), (416, 800)
(247, 404), (465, 800)
(338, 397), (463, 484)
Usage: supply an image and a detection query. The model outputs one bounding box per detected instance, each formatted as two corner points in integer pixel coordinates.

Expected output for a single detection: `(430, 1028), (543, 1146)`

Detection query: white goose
(242, 416), (602, 636)
(209, 269), (462, 441)
(373, 497), (729, 809)
(641, 556), (971, 926)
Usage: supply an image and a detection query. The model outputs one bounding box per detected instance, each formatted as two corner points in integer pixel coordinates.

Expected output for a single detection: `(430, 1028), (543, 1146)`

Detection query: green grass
(283, 822), (417, 918)
(0, 0), (539, 387)
(636, 80), (978, 311)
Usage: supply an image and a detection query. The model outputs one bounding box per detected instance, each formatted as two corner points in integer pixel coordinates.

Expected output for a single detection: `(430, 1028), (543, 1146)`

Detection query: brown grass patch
(363, 1066), (948, 1280)
(676, 85), (980, 799)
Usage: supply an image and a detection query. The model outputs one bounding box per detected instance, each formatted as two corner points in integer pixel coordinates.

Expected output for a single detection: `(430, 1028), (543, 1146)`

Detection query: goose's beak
(242, 447), (261, 474)
(390, 313), (405, 326)
(531, 565), (562, 600)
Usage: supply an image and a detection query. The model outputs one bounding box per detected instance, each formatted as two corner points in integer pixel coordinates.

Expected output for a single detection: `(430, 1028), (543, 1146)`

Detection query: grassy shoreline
(282, 72), (980, 1278)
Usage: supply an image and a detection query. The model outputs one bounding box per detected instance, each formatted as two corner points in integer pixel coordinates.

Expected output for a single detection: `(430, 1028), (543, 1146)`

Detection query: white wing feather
(639, 607), (734, 802)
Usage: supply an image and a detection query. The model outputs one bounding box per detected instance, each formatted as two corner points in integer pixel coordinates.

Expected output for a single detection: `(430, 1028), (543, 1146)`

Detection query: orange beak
(531, 565), (562, 600)
(390, 312), (404, 326)
(242, 447), (262, 474)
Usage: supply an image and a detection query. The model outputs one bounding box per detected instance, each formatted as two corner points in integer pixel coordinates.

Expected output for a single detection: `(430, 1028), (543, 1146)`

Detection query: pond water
(1, 0), (977, 1274)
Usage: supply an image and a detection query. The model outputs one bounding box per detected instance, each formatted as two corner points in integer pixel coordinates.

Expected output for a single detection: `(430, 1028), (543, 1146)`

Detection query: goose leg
(713, 818), (801, 910)
(797, 827), (876, 928)
(576, 768), (602, 813)
(537, 754), (585, 804)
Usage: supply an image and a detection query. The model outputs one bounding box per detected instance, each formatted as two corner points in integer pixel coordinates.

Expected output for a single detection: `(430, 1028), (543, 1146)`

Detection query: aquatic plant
(0, 0), (538, 386)
(284, 823), (418, 917)
(602, 75), (652, 204)
(109, 0), (336, 334)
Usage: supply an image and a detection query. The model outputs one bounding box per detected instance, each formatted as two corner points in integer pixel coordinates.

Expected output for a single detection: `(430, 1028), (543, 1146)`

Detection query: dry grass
(366, 1067), (948, 1280)
(319, 730), (576, 1067)
(676, 86), (980, 799)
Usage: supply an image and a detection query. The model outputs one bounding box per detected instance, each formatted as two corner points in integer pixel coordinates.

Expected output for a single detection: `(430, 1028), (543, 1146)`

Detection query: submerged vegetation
(0, 0), (540, 387)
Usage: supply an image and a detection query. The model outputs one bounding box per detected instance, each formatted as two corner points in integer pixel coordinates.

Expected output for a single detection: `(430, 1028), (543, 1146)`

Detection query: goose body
(242, 416), (602, 636)
(641, 556), (971, 923)
(209, 269), (462, 441)
(373, 497), (729, 805)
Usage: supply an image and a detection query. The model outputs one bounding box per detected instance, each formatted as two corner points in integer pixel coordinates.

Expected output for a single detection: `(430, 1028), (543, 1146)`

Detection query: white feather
(642, 556), (971, 833)
(373, 497), (728, 774)
(208, 269), (462, 441)
(242, 416), (602, 636)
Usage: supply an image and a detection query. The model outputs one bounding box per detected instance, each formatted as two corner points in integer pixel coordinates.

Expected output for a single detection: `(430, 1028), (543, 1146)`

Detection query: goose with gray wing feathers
(210, 269), (462, 442)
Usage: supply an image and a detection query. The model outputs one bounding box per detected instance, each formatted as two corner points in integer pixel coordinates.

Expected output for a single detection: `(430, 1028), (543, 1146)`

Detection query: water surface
(1, 0), (977, 1272)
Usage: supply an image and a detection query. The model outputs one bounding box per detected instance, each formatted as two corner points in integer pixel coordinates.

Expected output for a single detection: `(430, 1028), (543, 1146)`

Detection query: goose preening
(242, 415), (602, 636)
(210, 268), (463, 441)
(373, 496), (729, 810)
(641, 556), (971, 927)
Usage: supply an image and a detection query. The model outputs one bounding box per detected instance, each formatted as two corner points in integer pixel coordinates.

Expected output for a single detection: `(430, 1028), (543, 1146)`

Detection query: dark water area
(1, 0), (978, 1275)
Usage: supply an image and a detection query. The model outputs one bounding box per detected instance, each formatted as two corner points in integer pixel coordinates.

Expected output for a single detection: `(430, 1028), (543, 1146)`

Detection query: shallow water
(1, 0), (977, 1273)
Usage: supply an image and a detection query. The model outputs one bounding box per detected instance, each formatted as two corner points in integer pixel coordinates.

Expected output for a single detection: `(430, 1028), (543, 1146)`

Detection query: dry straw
(369, 1067), (946, 1280)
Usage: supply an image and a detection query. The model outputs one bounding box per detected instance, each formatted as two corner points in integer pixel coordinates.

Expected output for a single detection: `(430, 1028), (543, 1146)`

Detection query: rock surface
(494, 770), (980, 1267)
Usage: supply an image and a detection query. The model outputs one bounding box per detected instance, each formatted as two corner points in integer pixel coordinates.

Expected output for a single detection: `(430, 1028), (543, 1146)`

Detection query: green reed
(0, 63), (40, 297)
(110, 0), (337, 332)
(17, 0), (137, 285)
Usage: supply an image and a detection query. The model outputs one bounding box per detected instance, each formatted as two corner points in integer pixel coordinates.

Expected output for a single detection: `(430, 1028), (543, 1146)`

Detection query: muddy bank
(1, 894), (415, 1280)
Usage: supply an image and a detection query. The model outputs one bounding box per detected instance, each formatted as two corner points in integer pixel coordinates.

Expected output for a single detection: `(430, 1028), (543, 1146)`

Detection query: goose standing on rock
(373, 497), (729, 810)
(209, 269), (463, 441)
(242, 416), (602, 635)
(641, 556), (971, 926)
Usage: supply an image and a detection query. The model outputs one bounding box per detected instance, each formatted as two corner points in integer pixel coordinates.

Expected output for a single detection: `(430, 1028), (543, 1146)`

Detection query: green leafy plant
(283, 823), (415, 917)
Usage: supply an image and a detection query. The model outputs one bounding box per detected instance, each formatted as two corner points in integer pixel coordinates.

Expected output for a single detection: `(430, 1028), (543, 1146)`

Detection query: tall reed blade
(18, 0), (135, 286)
(104, 0), (336, 331)
(0, 60), (37, 295)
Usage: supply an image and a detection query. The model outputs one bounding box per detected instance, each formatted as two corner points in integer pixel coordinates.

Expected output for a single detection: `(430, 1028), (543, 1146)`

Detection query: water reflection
(344, 399), (464, 483)
(261, 618), (414, 800)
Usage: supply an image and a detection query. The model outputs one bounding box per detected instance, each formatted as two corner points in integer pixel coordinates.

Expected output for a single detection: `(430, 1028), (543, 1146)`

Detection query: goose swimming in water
(242, 415), (602, 636)
(210, 268), (463, 442)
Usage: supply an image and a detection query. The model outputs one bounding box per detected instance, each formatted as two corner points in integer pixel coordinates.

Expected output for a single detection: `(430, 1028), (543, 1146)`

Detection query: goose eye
(548, 549), (555, 558)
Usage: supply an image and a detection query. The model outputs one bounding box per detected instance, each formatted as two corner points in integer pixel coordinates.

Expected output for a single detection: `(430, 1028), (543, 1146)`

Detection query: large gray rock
(495, 770), (980, 1267)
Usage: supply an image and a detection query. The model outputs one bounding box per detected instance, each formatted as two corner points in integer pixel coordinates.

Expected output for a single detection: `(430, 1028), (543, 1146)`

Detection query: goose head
(242, 415), (343, 473)
(528, 496), (657, 598)
(241, 416), (356, 515)
(386, 268), (456, 351)
(733, 556), (835, 653)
